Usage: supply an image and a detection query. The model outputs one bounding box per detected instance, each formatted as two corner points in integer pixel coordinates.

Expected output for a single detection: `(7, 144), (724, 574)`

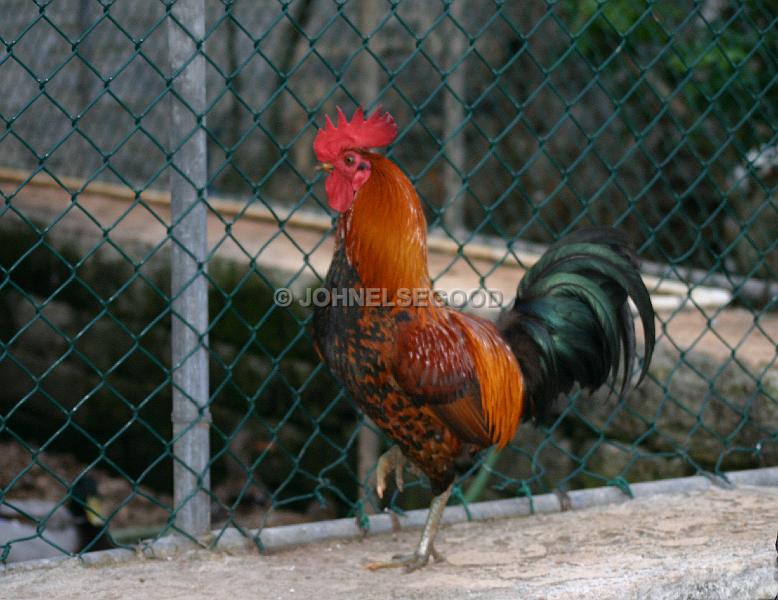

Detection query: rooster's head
(313, 107), (397, 213)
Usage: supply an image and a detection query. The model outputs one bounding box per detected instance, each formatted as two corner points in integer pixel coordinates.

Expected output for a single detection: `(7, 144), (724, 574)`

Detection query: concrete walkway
(3, 485), (777, 600)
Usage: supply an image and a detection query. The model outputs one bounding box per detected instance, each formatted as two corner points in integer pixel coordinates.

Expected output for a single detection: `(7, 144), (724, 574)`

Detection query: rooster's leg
(365, 483), (453, 572)
(375, 445), (407, 499)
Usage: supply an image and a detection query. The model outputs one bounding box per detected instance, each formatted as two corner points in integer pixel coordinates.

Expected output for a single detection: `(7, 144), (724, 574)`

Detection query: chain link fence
(1, 0), (776, 562)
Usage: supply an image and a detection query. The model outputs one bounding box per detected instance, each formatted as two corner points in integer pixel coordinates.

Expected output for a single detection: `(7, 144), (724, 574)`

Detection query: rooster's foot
(365, 544), (444, 572)
(366, 483), (453, 573)
(375, 446), (407, 499)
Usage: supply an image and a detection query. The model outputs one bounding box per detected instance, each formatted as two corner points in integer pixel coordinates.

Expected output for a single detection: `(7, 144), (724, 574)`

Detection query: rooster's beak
(316, 163), (334, 174)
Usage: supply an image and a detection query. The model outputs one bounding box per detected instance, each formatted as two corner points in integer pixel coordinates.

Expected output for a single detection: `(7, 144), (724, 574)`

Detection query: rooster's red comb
(313, 106), (397, 163)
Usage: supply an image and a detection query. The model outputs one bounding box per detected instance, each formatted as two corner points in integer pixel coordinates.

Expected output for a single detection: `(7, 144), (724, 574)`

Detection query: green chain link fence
(1, 0), (776, 562)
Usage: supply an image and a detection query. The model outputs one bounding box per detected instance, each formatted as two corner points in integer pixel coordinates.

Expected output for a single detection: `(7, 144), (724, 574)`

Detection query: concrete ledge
(0, 467), (778, 598)
(2, 480), (777, 599)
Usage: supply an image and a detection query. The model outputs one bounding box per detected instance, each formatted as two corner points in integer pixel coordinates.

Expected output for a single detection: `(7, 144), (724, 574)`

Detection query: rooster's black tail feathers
(498, 227), (655, 423)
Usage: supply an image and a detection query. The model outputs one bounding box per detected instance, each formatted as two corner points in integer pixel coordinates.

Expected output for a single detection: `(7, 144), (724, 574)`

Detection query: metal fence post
(167, 0), (210, 538)
(356, 0), (382, 512)
(441, 0), (467, 236)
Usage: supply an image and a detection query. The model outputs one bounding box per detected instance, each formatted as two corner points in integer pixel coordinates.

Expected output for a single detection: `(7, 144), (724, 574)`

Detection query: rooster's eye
(344, 155), (355, 166)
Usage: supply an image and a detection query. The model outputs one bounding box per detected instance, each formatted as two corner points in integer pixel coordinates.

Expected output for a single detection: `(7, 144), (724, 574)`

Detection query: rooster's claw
(365, 544), (444, 572)
(375, 446), (407, 499)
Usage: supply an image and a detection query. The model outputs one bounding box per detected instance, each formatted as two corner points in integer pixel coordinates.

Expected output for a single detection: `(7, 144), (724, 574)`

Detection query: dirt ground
(3, 485), (777, 600)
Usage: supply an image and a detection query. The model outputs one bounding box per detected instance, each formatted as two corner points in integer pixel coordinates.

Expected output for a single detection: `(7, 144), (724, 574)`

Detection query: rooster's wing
(392, 313), (491, 446)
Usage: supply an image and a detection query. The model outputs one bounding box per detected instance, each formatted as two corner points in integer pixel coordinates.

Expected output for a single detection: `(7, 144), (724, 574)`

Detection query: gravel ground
(3, 486), (778, 600)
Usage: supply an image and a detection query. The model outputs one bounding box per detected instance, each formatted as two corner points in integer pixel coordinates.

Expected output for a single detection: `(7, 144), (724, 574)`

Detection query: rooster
(311, 107), (655, 571)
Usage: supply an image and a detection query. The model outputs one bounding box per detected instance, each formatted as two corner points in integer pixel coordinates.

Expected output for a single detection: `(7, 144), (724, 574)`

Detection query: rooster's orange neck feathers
(338, 153), (430, 294)
(334, 150), (525, 448)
